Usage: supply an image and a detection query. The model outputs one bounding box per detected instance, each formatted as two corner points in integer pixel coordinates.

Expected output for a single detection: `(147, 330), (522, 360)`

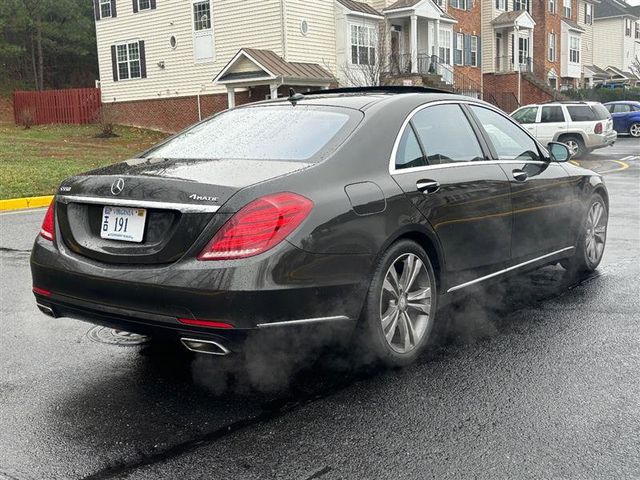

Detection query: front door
(468, 105), (576, 262)
(536, 105), (568, 146)
(390, 103), (513, 288)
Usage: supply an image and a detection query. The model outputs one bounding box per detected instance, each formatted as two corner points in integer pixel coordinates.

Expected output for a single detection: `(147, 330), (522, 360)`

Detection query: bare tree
(339, 22), (389, 87)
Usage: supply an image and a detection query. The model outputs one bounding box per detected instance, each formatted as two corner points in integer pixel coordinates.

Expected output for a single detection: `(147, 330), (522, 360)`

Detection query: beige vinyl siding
(481, 0), (496, 73)
(284, 0), (337, 74)
(593, 17), (623, 69)
(577, 1), (594, 67)
(96, 0), (283, 103)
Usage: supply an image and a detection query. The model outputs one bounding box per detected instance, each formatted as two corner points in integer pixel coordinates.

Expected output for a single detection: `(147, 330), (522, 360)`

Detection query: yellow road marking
(0, 195), (54, 212)
(570, 158), (630, 174)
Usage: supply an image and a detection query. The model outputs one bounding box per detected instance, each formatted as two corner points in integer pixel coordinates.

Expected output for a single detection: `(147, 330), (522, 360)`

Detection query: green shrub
(563, 88), (640, 103)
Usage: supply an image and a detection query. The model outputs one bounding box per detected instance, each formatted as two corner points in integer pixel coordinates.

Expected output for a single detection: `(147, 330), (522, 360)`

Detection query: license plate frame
(100, 206), (147, 243)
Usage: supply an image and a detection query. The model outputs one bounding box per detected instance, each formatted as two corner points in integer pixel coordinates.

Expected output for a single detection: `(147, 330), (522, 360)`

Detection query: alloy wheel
(565, 139), (579, 156)
(585, 201), (607, 265)
(379, 253), (432, 354)
(630, 123), (640, 138)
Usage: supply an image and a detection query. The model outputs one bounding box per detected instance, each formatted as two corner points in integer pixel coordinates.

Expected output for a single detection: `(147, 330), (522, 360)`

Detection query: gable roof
(384, 0), (421, 10)
(562, 18), (586, 32)
(594, 0), (639, 19)
(383, 0), (456, 22)
(214, 48), (335, 85)
(336, 0), (383, 17)
(491, 10), (536, 28)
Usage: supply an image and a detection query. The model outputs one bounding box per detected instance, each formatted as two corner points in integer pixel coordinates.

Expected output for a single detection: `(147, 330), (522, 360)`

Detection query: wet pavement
(0, 138), (638, 480)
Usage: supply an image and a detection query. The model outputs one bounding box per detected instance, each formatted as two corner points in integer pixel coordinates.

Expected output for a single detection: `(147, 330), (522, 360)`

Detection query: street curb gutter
(0, 195), (53, 212)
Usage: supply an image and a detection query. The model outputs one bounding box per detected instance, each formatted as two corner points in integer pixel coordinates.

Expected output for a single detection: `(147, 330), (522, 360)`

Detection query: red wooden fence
(13, 88), (101, 126)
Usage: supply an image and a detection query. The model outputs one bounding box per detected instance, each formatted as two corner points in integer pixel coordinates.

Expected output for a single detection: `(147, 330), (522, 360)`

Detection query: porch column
(513, 25), (519, 71)
(434, 19), (440, 60)
(410, 14), (418, 74)
(227, 86), (236, 108)
(270, 83), (279, 100)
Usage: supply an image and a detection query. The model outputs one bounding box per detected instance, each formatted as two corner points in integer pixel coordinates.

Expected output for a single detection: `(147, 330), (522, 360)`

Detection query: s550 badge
(189, 193), (218, 202)
(59, 186), (71, 192)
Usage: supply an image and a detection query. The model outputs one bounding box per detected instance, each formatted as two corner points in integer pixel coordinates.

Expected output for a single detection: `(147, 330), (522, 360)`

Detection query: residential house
(593, 0), (640, 78)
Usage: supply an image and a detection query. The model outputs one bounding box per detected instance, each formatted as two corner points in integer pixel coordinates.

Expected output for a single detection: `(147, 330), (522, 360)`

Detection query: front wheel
(563, 193), (608, 274)
(357, 240), (438, 368)
(629, 122), (640, 138)
(561, 135), (585, 158)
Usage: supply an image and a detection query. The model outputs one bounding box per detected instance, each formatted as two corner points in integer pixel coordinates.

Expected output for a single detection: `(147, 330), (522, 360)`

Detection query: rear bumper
(587, 131), (617, 150)
(31, 235), (372, 338)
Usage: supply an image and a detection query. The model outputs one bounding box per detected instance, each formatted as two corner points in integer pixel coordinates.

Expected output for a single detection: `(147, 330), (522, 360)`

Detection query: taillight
(32, 286), (51, 296)
(177, 318), (234, 329)
(198, 192), (313, 261)
(594, 122), (603, 134)
(40, 201), (55, 241)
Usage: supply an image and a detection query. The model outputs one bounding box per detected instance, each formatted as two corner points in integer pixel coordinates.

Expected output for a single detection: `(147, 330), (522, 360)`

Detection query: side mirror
(548, 142), (572, 162)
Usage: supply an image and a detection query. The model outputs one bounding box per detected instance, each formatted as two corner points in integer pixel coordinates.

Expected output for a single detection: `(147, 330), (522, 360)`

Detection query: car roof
(516, 101), (600, 108)
(604, 100), (640, 105)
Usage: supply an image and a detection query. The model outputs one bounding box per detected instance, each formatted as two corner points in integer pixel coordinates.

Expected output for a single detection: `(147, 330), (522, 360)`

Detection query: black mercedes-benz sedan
(31, 87), (609, 367)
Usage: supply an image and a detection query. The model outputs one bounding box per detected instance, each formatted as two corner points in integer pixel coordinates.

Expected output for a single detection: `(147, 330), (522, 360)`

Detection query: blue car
(604, 101), (640, 138)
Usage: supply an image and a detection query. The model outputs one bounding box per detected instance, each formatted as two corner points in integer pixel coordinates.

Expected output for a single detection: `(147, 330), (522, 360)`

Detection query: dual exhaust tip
(180, 337), (231, 356)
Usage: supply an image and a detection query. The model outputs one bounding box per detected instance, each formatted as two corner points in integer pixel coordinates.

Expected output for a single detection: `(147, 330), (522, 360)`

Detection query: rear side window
(395, 126), (426, 170)
(512, 107), (538, 124)
(540, 106), (565, 123)
(567, 105), (596, 122)
(591, 104), (611, 120)
(410, 104), (484, 164)
(146, 106), (357, 161)
(612, 104), (631, 113)
(470, 105), (541, 162)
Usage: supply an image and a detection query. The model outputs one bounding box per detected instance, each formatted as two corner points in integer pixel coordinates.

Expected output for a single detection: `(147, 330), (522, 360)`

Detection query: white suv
(511, 101), (617, 158)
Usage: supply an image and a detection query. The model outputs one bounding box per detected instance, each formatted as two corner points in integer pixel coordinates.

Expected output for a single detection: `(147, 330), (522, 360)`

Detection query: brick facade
(449, 2), (483, 88)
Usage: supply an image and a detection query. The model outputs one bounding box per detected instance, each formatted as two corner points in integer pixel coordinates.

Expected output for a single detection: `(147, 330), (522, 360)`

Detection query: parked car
(511, 101), (617, 158)
(604, 101), (640, 138)
(31, 87), (609, 368)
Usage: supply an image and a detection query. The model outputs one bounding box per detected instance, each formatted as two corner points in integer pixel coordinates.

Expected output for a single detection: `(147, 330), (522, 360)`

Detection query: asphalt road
(1, 138), (638, 480)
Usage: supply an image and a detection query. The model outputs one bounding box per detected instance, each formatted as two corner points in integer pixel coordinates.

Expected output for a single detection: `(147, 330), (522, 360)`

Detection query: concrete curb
(0, 195), (53, 212)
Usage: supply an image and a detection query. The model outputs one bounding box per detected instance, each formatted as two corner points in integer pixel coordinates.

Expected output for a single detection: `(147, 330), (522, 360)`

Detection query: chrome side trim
(56, 195), (220, 213)
(257, 315), (351, 328)
(447, 247), (575, 293)
(180, 338), (231, 356)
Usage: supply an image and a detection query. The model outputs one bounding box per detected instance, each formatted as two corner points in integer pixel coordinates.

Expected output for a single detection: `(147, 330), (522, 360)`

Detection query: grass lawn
(0, 122), (168, 199)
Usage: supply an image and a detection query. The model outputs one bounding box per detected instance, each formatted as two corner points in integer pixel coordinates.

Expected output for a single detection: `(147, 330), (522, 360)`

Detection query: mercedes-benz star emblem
(111, 178), (125, 196)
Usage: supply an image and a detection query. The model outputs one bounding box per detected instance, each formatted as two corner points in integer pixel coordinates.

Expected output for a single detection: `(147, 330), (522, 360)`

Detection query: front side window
(116, 41), (141, 80)
(569, 36), (580, 63)
(612, 104), (631, 113)
(100, 0), (112, 18)
(540, 106), (565, 123)
(146, 106), (356, 161)
(567, 105), (596, 121)
(548, 32), (556, 62)
(455, 33), (464, 65)
(411, 104), (484, 164)
(350, 25), (376, 66)
(395, 126), (426, 170)
(193, 0), (211, 31)
(512, 106), (538, 124)
(471, 105), (541, 161)
(585, 3), (593, 24)
(563, 0), (571, 17)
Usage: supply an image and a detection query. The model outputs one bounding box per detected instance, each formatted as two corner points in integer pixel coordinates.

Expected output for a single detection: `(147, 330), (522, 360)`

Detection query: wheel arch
(557, 131), (587, 144)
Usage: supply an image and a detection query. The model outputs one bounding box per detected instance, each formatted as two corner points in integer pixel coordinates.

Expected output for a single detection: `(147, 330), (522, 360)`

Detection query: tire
(357, 239), (438, 368)
(629, 122), (640, 138)
(561, 135), (586, 158)
(562, 193), (608, 275)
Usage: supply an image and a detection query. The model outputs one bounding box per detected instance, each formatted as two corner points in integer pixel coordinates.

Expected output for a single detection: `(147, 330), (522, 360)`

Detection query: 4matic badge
(189, 193), (218, 202)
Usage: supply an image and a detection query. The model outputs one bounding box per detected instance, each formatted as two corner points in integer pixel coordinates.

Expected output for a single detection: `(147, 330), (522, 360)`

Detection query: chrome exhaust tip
(180, 337), (231, 356)
(36, 303), (56, 318)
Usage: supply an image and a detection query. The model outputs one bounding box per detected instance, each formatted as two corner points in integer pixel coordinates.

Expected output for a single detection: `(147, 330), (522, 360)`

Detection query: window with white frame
(625, 18), (632, 37)
(584, 3), (593, 24)
(350, 24), (376, 66)
(563, 0), (571, 18)
(439, 29), (452, 64)
(636, 22), (640, 40)
(496, 0), (506, 10)
(470, 36), (478, 66)
(100, 0), (112, 18)
(514, 0), (530, 12)
(455, 33), (464, 65)
(450, 0), (469, 9)
(116, 42), (141, 80)
(569, 36), (580, 63)
(549, 0), (556, 14)
(548, 32), (556, 61)
(193, 0), (211, 31)
(137, 0), (150, 10)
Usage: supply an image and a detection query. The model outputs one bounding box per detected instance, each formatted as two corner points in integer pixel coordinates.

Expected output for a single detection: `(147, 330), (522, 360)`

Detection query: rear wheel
(562, 193), (608, 274)
(629, 122), (640, 138)
(358, 240), (437, 368)
(561, 135), (585, 158)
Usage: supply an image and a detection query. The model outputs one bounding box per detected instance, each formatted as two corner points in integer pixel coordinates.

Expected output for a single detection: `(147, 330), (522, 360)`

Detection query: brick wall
(483, 72), (520, 112)
(449, 2), (482, 87)
(521, 74), (557, 105)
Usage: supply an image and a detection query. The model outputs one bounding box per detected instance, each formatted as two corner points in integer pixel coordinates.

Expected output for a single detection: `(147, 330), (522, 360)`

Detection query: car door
(536, 105), (568, 146)
(610, 103), (631, 132)
(467, 104), (576, 263)
(390, 102), (513, 288)
(512, 106), (539, 138)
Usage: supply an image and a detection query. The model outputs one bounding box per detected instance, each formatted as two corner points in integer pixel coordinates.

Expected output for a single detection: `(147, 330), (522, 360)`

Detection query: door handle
(512, 169), (528, 182)
(416, 179), (440, 194)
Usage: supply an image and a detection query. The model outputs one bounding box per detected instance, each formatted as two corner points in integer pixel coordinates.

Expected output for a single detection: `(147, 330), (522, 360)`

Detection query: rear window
(590, 104), (611, 120)
(566, 104), (610, 122)
(146, 106), (358, 161)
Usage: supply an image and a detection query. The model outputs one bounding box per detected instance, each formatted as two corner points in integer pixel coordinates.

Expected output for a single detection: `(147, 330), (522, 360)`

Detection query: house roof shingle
(562, 18), (586, 31)
(383, 0), (422, 11)
(594, 0), (639, 19)
(491, 10), (529, 25)
(336, 0), (383, 17)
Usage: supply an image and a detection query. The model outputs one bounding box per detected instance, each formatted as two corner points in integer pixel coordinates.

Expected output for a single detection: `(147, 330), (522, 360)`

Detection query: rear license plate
(100, 206), (147, 243)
